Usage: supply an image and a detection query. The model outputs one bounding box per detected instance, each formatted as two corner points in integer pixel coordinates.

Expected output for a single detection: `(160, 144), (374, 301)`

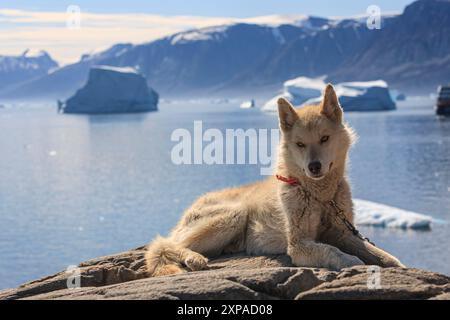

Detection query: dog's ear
(320, 84), (343, 122)
(278, 97), (298, 132)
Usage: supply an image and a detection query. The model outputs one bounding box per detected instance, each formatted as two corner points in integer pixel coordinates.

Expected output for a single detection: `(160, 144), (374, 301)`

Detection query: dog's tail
(145, 236), (187, 277)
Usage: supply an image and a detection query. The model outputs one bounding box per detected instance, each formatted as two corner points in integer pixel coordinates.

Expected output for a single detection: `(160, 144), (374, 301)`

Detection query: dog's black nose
(308, 161), (322, 175)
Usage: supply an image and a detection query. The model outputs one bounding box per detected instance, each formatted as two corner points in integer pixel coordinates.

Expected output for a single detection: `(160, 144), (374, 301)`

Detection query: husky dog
(145, 84), (404, 276)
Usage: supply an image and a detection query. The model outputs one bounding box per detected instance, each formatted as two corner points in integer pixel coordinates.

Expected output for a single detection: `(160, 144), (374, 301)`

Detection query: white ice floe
(262, 76), (327, 112)
(284, 76), (325, 99)
(262, 76), (396, 112)
(354, 199), (433, 229)
(240, 99), (256, 109)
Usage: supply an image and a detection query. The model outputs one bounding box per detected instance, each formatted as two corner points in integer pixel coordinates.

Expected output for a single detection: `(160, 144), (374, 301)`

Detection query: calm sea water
(0, 99), (449, 290)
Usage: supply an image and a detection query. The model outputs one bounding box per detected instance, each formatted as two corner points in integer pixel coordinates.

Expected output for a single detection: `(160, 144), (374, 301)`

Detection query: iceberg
(262, 77), (396, 112)
(63, 66), (158, 114)
(283, 76), (325, 102)
(333, 81), (396, 111)
(354, 199), (433, 230)
(262, 77), (323, 111)
(240, 99), (256, 109)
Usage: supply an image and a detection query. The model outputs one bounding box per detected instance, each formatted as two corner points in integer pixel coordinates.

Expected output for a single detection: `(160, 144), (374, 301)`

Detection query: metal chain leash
(328, 200), (376, 246)
(275, 174), (376, 247)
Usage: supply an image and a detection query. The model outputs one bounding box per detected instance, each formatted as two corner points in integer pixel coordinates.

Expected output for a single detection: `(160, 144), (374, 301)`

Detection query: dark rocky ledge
(1, 246), (449, 300)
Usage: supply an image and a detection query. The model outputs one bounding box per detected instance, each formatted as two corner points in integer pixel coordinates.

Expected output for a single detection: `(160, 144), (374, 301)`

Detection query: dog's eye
(296, 142), (305, 148)
(320, 135), (330, 144)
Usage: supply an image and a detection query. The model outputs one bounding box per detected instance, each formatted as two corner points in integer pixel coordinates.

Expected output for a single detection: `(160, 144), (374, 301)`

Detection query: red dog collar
(275, 174), (300, 186)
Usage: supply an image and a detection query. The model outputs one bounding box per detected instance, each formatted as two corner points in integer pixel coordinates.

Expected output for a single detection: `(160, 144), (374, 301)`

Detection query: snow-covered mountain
(0, 0), (448, 100)
(0, 50), (58, 92)
(329, 0), (450, 91)
(0, 23), (310, 99)
(0, 17), (367, 99)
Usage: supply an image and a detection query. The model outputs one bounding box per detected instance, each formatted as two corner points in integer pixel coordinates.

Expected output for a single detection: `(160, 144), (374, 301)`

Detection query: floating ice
(262, 76), (396, 112)
(240, 99), (256, 109)
(63, 66), (158, 114)
(354, 199), (433, 230)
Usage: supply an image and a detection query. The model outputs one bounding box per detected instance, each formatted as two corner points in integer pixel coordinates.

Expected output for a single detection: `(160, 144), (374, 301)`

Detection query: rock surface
(1, 247), (448, 300)
(353, 199), (433, 229)
(63, 66), (158, 114)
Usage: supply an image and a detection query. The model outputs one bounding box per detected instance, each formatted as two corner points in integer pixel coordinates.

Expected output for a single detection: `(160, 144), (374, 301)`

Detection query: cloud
(0, 8), (311, 65)
(0, 8), (235, 64)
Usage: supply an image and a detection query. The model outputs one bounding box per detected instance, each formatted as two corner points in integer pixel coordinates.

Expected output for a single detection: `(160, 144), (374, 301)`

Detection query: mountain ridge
(0, 50), (58, 93)
(0, 0), (448, 100)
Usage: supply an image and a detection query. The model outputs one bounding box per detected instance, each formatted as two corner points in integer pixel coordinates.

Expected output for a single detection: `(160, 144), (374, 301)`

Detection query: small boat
(436, 85), (450, 116)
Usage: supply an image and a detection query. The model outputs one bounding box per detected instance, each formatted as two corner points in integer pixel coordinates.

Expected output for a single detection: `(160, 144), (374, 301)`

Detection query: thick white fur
(145, 84), (404, 276)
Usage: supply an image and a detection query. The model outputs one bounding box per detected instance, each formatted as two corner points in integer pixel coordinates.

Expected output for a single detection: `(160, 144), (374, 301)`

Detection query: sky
(0, 0), (415, 65)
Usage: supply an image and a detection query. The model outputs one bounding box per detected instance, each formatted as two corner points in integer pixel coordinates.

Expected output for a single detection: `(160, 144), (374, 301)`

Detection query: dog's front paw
(381, 255), (405, 268)
(329, 251), (364, 270)
(339, 254), (364, 269)
(184, 252), (209, 271)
